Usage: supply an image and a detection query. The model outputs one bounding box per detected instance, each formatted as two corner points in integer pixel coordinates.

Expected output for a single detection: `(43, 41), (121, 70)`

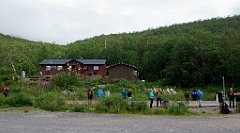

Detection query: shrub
(97, 94), (128, 113)
(168, 102), (188, 115)
(0, 95), (7, 107)
(129, 101), (148, 112)
(33, 91), (65, 111)
(71, 104), (88, 112)
(4, 92), (32, 107)
(52, 72), (80, 89)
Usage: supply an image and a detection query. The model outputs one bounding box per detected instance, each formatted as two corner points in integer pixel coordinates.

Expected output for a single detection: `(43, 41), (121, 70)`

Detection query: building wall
(107, 64), (138, 81)
(83, 65), (107, 76)
(40, 61), (106, 77)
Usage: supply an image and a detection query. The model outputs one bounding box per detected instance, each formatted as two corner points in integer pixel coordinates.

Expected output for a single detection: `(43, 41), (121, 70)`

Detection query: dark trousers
(150, 98), (154, 108)
(156, 98), (162, 107)
(229, 99), (235, 108)
(3, 93), (8, 97)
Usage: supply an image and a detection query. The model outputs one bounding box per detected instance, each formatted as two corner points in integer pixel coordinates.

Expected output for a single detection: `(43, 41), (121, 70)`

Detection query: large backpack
(221, 102), (229, 114)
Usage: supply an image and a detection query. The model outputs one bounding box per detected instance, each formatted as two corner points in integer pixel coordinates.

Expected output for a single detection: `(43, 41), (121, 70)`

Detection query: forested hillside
(1, 15), (240, 87)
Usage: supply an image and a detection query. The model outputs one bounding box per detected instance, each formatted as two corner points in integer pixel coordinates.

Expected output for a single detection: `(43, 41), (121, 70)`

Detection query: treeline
(1, 15), (240, 87)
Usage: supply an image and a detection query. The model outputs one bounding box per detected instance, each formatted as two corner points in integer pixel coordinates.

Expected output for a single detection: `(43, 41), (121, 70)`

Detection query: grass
(0, 79), (232, 115)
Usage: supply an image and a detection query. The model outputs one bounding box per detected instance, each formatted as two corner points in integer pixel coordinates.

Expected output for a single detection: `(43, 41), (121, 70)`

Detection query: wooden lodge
(39, 59), (107, 77)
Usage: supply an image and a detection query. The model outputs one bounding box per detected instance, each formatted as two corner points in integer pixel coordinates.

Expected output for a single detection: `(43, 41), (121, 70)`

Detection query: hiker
(2, 87), (9, 97)
(184, 90), (190, 103)
(105, 89), (110, 97)
(121, 88), (127, 99)
(197, 89), (203, 108)
(97, 89), (104, 100)
(87, 88), (93, 105)
(156, 89), (162, 107)
(191, 89), (198, 108)
(149, 88), (155, 108)
(218, 91), (224, 111)
(228, 87), (235, 108)
(127, 89), (133, 100)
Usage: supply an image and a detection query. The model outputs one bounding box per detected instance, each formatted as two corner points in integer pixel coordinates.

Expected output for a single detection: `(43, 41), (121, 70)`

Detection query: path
(0, 111), (240, 133)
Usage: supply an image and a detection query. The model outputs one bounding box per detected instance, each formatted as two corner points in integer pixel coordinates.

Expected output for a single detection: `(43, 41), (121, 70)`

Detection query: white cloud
(0, 0), (239, 44)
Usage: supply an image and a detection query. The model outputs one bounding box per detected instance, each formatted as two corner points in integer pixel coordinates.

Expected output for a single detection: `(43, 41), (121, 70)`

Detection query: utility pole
(104, 39), (107, 49)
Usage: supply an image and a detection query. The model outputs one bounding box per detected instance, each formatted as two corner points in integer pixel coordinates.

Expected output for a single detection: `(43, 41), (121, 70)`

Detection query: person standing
(105, 89), (111, 97)
(218, 91), (224, 111)
(228, 87), (235, 108)
(2, 87), (9, 97)
(121, 88), (127, 99)
(87, 88), (93, 105)
(156, 89), (162, 107)
(127, 89), (133, 100)
(191, 89), (198, 108)
(97, 89), (104, 100)
(197, 89), (203, 108)
(184, 90), (190, 104)
(149, 89), (155, 108)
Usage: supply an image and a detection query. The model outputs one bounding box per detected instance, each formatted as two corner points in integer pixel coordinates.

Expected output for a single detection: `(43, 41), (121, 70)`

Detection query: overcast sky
(0, 0), (240, 44)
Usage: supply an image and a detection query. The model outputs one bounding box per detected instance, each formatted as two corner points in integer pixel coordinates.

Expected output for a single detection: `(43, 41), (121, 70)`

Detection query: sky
(0, 0), (240, 45)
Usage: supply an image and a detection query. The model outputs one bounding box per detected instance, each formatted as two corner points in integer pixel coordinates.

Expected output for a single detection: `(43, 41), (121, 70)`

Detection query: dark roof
(39, 59), (106, 65)
(107, 63), (138, 70)
(39, 59), (72, 65)
(77, 59), (106, 65)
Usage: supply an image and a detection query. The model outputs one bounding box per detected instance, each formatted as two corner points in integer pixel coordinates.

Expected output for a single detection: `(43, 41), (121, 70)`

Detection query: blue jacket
(150, 92), (154, 99)
(121, 89), (127, 98)
(197, 90), (203, 100)
(98, 89), (104, 97)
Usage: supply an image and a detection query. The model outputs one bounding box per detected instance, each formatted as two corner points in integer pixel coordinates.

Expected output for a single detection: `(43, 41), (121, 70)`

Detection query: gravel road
(0, 111), (240, 133)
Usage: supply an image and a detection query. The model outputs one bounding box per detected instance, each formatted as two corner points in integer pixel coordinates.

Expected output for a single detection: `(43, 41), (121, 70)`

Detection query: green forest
(1, 15), (240, 87)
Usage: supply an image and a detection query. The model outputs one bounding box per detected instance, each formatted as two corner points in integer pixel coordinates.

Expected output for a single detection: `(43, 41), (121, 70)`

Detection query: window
(94, 66), (99, 71)
(46, 66), (51, 71)
(133, 70), (138, 76)
(51, 66), (57, 70)
(46, 66), (58, 71)
(57, 66), (63, 71)
(83, 66), (88, 70)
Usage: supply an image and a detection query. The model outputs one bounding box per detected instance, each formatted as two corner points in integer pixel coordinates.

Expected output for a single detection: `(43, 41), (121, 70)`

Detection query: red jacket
(2, 87), (9, 94)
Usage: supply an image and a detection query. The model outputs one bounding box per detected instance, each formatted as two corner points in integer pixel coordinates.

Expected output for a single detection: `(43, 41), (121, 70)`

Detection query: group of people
(184, 89), (203, 108)
(121, 88), (133, 100)
(87, 88), (111, 105)
(149, 88), (162, 108)
(87, 88), (133, 105)
(216, 87), (237, 113)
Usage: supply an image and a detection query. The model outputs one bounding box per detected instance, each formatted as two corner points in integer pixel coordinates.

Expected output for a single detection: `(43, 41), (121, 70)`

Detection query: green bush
(71, 104), (88, 112)
(33, 91), (65, 111)
(0, 95), (7, 107)
(129, 101), (148, 112)
(168, 102), (188, 115)
(97, 94), (128, 113)
(52, 72), (80, 89)
(4, 92), (32, 107)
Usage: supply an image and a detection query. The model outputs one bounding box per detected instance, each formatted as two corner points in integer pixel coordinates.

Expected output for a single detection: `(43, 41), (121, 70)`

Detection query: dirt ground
(0, 110), (240, 133)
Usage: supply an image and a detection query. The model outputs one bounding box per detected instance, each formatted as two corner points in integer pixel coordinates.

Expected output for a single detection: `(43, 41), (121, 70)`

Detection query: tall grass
(168, 102), (188, 115)
(33, 91), (66, 111)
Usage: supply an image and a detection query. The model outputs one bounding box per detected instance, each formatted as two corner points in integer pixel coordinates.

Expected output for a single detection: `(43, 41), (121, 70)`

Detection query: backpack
(221, 102), (229, 114)
(192, 91), (197, 99)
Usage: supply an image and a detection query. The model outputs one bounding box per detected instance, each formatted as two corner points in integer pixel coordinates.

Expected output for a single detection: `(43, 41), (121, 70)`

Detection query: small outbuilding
(107, 63), (139, 81)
